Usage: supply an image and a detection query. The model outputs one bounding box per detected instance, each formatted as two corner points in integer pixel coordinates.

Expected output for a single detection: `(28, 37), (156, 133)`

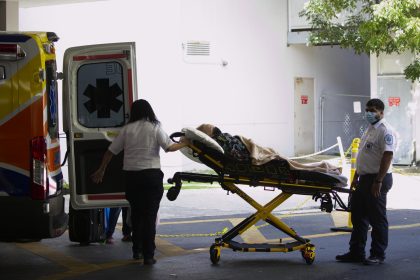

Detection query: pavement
(160, 171), (420, 219)
(1, 168), (420, 280)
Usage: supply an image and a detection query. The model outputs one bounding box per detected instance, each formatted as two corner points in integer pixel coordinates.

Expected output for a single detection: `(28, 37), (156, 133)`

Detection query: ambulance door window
(76, 62), (125, 128)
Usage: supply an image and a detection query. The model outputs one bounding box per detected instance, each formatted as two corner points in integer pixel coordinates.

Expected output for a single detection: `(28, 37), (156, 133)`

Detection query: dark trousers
(106, 207), (132, 238)
(125, 169), (164, 259)
(106, 207), (120, 238)
(121, 207), (131, 236)
(349, 173), (392, 259)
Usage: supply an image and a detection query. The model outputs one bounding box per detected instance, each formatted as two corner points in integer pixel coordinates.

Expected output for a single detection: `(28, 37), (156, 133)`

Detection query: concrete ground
(1, 170), (420, 280)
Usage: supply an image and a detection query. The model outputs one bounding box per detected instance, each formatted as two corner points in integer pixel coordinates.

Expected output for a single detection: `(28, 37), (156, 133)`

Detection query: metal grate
(185, 41), (210, 56)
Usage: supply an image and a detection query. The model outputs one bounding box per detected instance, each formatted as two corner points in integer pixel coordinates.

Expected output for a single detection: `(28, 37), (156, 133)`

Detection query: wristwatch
(375, 179), (382, 183)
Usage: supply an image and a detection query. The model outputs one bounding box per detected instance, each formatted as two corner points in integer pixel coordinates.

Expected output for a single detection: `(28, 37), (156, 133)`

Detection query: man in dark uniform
(336, 98), (397, 265)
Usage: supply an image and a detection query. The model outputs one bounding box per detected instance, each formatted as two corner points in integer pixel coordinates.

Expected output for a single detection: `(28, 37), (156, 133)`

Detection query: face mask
(365, 111), (378, 124)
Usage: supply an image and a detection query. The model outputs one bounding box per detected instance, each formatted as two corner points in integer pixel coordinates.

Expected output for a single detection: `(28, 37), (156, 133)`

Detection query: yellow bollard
(331, 138), (360, 232)
(347, 138), (360, 229)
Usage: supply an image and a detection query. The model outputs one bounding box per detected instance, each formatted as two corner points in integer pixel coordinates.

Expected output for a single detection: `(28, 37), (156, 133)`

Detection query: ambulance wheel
(210, 244), (221, 264)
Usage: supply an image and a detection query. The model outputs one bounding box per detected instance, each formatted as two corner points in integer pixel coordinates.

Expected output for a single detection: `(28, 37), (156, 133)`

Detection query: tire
(301, 247), (315, 265)
(210, 244), (220, 264)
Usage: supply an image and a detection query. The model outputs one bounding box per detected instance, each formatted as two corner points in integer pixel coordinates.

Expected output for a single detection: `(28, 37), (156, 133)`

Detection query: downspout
(320, 95), (326, 150)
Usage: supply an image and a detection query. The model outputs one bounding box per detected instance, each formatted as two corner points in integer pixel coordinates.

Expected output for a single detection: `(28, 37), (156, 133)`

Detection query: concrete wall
(19, 0), (370, 177)
(6, 1), (18, 30)
(0, 2), (5, 30)
(0, 1), (19, 31)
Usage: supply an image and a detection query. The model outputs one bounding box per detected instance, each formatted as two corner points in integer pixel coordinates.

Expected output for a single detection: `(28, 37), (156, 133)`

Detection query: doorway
(294, 77), (315, 156)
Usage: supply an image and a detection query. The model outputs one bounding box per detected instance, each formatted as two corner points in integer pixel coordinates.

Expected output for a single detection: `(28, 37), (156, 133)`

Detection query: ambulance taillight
(0, 43), (26, 60)
(30, 137), (47, 200)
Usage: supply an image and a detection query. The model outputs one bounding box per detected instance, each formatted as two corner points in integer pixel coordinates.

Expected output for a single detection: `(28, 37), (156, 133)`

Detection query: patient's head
(196, 124), (216, 137)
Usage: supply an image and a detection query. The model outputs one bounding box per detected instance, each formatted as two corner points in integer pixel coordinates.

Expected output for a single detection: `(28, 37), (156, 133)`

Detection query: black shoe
(133, 252), (143, 260)
(363, 256), (384, 265)
(143, 258), (157, 265)
(122, 235), (132, 242)
(336, 252), (365, 263)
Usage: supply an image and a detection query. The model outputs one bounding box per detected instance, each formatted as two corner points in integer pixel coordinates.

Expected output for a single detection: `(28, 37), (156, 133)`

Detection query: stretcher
(167, 131), (350, 265)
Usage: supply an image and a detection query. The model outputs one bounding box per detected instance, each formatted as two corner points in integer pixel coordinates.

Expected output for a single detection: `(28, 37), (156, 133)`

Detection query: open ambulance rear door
(63, 42), (137, 209)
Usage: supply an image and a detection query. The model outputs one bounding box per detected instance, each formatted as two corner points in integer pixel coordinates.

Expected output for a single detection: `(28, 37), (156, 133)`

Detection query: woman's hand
(91, 150), (114, 184)
(166, 138), (190, 152)
(179, 136), (190, 146)
(91, 167), (105, 184)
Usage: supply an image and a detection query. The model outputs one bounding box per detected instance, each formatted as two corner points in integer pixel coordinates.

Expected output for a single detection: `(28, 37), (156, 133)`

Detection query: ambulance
(0, 32), (136, 239)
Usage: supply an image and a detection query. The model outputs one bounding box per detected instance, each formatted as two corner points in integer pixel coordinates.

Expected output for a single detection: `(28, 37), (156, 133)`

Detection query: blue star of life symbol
(49, 82), (57, 125)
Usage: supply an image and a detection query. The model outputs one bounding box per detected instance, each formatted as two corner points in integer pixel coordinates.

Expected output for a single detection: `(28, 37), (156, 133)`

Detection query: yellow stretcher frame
(214, 180), (316, 264)
(167, 136), (350, 265)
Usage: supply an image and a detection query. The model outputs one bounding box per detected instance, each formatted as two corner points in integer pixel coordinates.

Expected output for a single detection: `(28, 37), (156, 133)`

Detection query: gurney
(167, 129), (351, 265)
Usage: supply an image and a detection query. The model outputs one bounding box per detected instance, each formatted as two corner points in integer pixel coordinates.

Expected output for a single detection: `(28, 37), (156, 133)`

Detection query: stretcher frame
(167, 133), (350, 264)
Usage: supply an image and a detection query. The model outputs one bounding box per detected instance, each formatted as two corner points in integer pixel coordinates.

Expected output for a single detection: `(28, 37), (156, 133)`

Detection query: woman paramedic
(91, 99), (188, 265)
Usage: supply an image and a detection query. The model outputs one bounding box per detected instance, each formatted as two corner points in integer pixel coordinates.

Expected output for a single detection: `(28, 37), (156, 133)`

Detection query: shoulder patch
(384, 134), (393, 145)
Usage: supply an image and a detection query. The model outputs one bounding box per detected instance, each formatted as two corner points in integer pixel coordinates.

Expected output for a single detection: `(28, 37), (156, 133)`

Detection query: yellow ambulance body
(0, 32), (66, 239)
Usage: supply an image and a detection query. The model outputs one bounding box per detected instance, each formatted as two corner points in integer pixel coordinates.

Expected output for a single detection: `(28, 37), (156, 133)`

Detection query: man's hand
(350, 174), (359, 190)
(371, 181), (382, 198)
(350, 179), (358, 190)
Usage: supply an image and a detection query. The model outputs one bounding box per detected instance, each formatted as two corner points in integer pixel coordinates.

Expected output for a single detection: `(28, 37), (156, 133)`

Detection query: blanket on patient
(196, 124), (342, 176)
(237, 136), (342, 175)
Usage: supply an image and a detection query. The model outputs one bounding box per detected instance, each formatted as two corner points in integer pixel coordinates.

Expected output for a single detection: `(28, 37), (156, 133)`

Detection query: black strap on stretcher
(167, 171), (349, 211)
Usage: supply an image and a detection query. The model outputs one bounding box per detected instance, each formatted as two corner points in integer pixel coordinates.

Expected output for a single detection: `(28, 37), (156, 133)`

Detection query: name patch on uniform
(384, 134), (393, 145)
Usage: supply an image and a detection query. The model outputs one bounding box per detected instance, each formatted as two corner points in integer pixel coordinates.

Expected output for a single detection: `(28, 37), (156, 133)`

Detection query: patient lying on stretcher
(195, 124), (343, 176)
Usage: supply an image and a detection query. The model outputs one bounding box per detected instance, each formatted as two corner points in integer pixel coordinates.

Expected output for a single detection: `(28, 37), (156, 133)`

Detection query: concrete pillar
(369, 54), (377, 98)
(0, 1), (19, 31)
(415, 82), (420, 165)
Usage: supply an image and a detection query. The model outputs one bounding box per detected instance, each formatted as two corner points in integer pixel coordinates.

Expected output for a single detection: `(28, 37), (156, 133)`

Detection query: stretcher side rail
(167, 172), (350, 212)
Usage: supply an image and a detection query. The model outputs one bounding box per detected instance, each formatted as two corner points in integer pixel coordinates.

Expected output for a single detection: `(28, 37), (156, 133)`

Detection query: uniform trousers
(124, 169), (164, 259)
(349, 173), (392, 259)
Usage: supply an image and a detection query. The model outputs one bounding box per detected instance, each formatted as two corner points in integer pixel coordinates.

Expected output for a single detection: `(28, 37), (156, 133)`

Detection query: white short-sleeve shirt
(356, 119), (397, 175)
(108, 120), (173, 171)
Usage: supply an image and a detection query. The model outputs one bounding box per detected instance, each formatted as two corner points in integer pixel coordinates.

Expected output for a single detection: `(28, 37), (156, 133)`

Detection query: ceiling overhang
(11, 0), (109, 8)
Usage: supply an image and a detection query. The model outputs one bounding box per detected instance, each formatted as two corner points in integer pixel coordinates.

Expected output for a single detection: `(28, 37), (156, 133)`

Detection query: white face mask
(365, 111), (378, 124)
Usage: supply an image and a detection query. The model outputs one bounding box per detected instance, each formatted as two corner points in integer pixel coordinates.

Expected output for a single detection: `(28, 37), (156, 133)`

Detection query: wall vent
(185, 41), (210, 56)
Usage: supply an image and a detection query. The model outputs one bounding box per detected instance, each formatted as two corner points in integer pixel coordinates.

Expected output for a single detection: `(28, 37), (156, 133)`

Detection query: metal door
(377, 76), (414, 165)
(63, 42), (137, 209)
(294, 77), (315, 156)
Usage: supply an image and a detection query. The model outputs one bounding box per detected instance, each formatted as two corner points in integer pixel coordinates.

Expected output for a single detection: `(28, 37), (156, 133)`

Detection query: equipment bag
(68, 203), (106, 245)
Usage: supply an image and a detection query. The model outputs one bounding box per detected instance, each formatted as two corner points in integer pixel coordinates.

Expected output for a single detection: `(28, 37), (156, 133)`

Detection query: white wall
(20, 0), (370, 178)
(372, 52), (420, 164)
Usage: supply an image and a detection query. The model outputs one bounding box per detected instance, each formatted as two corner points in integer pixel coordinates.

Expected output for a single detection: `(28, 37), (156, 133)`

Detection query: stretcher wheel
(301, 246), (315, 265)
(210, 244), (221, 264)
